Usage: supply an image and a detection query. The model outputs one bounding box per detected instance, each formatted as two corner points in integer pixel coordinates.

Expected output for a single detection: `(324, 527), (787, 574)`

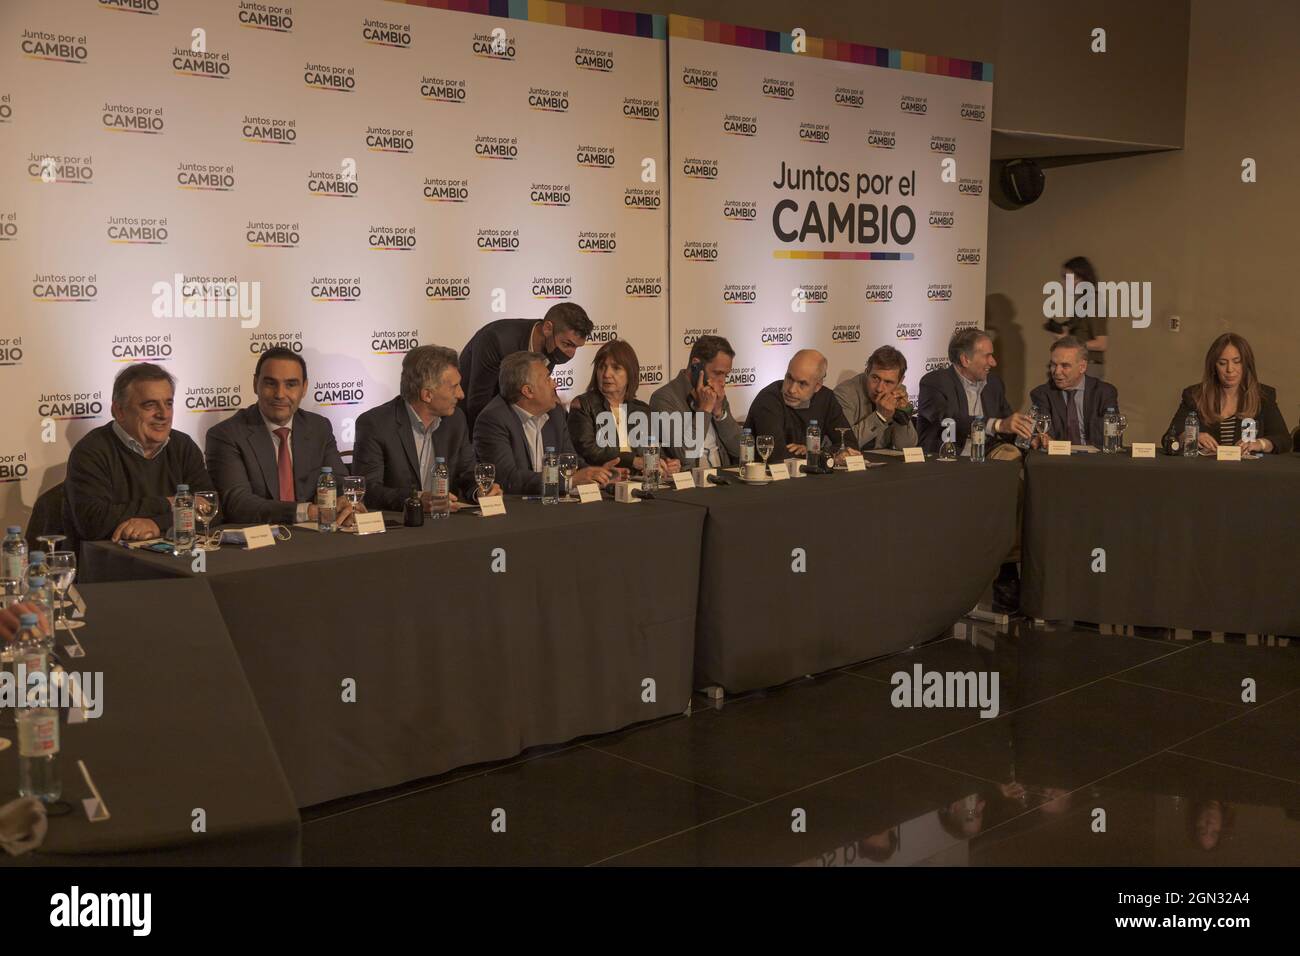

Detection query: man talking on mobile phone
(649, 334), (741, 467)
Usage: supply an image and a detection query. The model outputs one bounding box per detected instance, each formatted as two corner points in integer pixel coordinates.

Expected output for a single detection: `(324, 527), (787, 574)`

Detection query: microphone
(631, 488), (655, 500)
(706, 472), (733, 486)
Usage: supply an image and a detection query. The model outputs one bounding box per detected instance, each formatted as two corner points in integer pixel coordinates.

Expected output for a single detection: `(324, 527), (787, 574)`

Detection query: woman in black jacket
(1164, 332), (1292, 454)
(568, 339), (680, 477)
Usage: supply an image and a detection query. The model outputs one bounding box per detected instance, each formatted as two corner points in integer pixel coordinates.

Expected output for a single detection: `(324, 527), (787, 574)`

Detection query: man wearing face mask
(743, 349), (859, 464)
(458, 302), (593, 430)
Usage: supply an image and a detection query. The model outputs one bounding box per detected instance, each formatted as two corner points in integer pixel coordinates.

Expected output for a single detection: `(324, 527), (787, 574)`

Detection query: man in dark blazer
(458, 302), (593, 429)
(353, 345), (500, 512)
(1028, 337), (1120, 447)
(204, 347), (353, 526)
(473, 352), (615, 495)
(918, 328), (1034, 455)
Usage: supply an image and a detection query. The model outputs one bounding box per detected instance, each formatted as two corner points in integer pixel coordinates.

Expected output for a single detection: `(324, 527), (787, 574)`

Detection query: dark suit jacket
(568, 392), (672, 469)
(742, 380), (858, 464)
(353, 396), (479, 510)
(917, 365), (1014, 454)
(204, 405), (348, 524)
(1028, 376), (1120, 447)
(472, 394), (574, 495)
(458, 318), (553, 429)
(1163, 383), (1292, 453)
(647, 369), (742, 466)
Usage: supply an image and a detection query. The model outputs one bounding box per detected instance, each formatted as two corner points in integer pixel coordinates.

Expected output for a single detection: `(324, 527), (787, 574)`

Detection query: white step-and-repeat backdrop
(0, 0), (668, 526)
(667, 15), (992, 414)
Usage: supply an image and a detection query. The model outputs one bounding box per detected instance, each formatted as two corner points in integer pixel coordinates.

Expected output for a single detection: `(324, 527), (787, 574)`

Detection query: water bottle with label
(805, 420), (821, 472)
(317, 467), (337, 531)
(642, 439), (661, 491)
(1015, 405), (1038, 451)
(15, 612), (60, 803)
(12, 606), (50, 680)
(970, 416), (987, 463)
(172, 484), (195, 552)
(2, 526), (27, 583)
(739, 429), (755, 466)
(542, 447), (560, 504)
(1103, 407), (1119, 453)
(430, 457), (451, 519)
(1183, 411), (1199, 457)
(24, 551), (45, 593)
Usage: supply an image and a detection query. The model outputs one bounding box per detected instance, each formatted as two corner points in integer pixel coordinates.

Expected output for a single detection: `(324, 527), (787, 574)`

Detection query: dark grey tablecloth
(0, 580), (300, 865)
(656, 456), (1020, 693)
(1023, 452), (1300, 634)
(84, 500), (705, 807)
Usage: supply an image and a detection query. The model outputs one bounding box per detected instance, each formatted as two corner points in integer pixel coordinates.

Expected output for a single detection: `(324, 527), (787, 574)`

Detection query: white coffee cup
(743, 462), (767, 481)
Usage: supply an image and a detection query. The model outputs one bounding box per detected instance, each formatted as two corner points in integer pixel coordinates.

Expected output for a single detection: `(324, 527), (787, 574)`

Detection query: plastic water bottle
(317, 467), (337, 531)
(24, 550), (46, 593)
(430, 457), (451, 519)
(805, 420), (821, 472)
(1183, 411), (1199, 457)
(738, 429), (755, 466)
(2, 526), (26, 582)
(172, 484), (195, 551)
(1016, 405), (1038, 451)
(15, 611), (60, 803)
(1103, 407), (1119, 453)
(970, 416), (987, 463)
(542, 448), (560, 504)
(642, 439), (661, 490)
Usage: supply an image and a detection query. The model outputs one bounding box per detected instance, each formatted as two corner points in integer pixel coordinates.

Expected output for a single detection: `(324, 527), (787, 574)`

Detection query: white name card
(478, 494), (507, 516)
(1131, 442), (1156, 459)
(768, 463), (789, 480)
(243, 524), (276, 550)
(671, 471), (696, 490)
(1048, 440), (1072, 456)
(576, 482), (602, 503)
(353, 511), (386, 535)
(1216, 445), (1241, 462)
(903, 447), (925, 463)
(844, 455), (866, 472)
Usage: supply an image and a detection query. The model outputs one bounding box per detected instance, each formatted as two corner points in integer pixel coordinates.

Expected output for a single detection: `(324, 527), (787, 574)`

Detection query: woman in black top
(1164, 332), (1292, 454)
(568, 339), (681, 476)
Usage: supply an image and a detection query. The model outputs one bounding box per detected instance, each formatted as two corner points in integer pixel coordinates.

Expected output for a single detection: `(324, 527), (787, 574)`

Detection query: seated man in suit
(204, 347), (355, 526)
(458, 302), (593, 429)
(1029, 336), (1120, 448)
(648, 334), (742, 467)
(918, 328), (1034, 456)
(353, 344), (501, 513)
(473, 351), (616, 495)
(833, 345), (919, 451)
(63, 362), (214, 547)
(744, 349), (860, 464)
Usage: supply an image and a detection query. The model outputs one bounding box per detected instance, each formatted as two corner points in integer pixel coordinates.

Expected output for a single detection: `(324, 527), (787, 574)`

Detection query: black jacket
(917, 365), (1014, 454)
(1028, 376), (1120, 447)
(204, 405), (349, 524)
(353, 396), (480, 511)
(567, 392), (673, 469)
(742, 380), (857, 463)
(458, 319), (551, 430)
(472, 394), (575, 495)
(1163, 383), (1292, 453)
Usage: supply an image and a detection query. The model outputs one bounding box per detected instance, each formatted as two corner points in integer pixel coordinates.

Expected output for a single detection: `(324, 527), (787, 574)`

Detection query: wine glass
(47, 551), (83, 631)
(1034, 412), (1051, 450)
(755, 435), (774, 475)
(558, 453), (578, 500)
(834, 427), (852, 469)
(1115, 413), (1128, 451)
(36, 534), (65, 555)
(194, 490), (220, 550)
(341, 476), (365, 513)
(474, 462), (496, 500)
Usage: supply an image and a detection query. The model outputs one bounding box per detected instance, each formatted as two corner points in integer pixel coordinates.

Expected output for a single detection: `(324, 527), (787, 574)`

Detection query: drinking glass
(834, 427), (852, 468)
(474, 463), (496, 500)
(341, 476), (365, 513)
(558, 453), (579, 499)
(36, 534), (65, 555)
(194, 490), (220, 550)
(1115, 413), (1128, 451)
(1034, 412), (1051, 450)
(756, 435), (774, 473)
(47, 551), (83, 631)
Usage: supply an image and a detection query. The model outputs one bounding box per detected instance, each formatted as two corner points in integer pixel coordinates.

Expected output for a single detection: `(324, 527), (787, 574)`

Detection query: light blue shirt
(511, 403), (549, 472)
(112, 420), (169, 459)
(406, 403), (441, 491)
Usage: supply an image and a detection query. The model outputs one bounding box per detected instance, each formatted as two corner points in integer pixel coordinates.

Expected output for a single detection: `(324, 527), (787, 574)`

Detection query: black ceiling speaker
(999, 159), (1045, 206)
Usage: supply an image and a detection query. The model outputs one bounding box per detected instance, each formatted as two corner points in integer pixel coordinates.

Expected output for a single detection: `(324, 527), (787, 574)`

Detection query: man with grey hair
(354, 344), (499, 512)
(1029, 336), (1120, 448)
(743, 349), (859, 464)
(63, 362), (214, 549)
(917, 328), (1033, 456)
(473, 351), (616, 495)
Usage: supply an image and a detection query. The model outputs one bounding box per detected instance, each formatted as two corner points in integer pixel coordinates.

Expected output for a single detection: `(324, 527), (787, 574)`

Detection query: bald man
(743, 350), (859, 464)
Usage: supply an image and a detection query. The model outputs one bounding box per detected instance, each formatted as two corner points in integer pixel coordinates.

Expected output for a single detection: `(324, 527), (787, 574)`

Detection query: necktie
(274, 427), (294, 502)
(1065, 392), (1082, 445)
